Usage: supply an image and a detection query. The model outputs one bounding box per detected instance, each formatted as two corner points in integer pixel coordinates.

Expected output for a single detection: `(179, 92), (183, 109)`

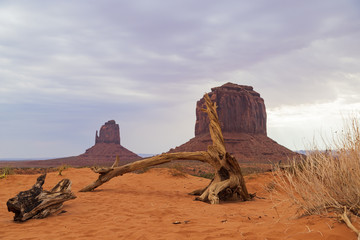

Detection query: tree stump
(80, 93), (252, 204)
(7, 174), (76, 222)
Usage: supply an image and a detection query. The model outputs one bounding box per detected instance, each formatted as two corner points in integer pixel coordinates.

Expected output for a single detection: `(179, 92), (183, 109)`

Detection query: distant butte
(0, 120), (141, 168)
(76, 120), (140, 166)
(95, 120), (120, 145)
(169, 82), (298, 163)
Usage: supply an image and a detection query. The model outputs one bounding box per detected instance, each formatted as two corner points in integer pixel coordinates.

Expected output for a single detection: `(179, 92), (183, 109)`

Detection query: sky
(1, 0), (360, 159)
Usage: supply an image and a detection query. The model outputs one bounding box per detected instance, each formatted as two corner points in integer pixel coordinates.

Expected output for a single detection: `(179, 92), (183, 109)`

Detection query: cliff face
(95, 120), (120, 145)
(195, 83), (267, 136)
(170, 82), (298, 163)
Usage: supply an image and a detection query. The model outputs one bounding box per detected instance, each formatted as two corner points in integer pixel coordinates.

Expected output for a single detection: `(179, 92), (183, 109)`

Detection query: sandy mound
(0, 168), (357, 239)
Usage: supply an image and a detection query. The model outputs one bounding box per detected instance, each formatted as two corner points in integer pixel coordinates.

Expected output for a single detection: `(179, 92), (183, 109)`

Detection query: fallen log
(7, 174), (76, 222)
(80, 93), (252, 204)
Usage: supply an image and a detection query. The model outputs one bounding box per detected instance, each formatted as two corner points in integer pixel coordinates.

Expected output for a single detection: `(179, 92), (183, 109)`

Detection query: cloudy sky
(1, 0), (359, 159)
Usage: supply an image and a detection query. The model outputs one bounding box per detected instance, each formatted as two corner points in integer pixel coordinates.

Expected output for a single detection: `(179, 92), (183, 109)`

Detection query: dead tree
(7, 174), (76, 222)
(80, 94), (251, 204)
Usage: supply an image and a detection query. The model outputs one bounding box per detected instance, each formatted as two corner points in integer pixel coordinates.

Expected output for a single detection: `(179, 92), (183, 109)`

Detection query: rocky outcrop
(195, 82), (266, 136)
(76, 120), (140, 166)
(170, 83), (298, 163)
(170, 132), (297, 163)
(95, 120), (120, 145)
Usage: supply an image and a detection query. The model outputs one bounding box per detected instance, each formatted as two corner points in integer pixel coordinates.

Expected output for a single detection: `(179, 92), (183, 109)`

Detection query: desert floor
(0, 167), (358, 240)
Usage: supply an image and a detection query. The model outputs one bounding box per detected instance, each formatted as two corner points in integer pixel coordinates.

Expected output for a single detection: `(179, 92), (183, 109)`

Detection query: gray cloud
(0, 0), (359, 157)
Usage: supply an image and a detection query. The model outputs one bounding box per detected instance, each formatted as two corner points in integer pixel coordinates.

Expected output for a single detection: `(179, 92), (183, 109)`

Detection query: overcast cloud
(0, 0), (359, 158)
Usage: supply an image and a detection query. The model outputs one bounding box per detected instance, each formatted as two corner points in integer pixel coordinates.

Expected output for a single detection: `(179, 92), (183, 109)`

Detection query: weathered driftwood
(340, 206), (360, 240)
(7, 174), (76, 222)
(80, 93), (251, 204)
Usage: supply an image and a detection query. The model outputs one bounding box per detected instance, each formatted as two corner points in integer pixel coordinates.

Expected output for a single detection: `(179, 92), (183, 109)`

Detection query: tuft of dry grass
(275, 117), (360, 217)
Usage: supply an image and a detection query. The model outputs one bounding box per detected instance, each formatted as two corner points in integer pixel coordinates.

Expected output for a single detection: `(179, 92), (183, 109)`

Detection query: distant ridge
(0, 158), (52, 161)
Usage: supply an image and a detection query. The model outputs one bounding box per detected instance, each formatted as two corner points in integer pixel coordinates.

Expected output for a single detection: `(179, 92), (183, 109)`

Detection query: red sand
(0, 168), (357, 239)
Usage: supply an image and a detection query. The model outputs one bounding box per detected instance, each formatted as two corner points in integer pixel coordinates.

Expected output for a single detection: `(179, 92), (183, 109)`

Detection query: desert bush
(169, 164), (187, 177)
(0, 167), (13, 179)
(135, 166), (150, 174)
(169, 168), (187, 177)
(58, 164), (70, 176)
(197, 172), (215, 179)
(275, 117), (360, 216)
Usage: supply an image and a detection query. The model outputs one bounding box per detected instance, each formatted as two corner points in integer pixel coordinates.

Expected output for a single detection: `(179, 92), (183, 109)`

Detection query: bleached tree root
(80, 94), (252, 204)
(7, 174), (76, 222)
(340, 206), (360, 240)
(80, 152), (210, 192)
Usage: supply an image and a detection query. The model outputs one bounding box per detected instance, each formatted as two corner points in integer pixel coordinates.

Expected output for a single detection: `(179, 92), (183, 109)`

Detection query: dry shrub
(57, 164), (70, 176)
(169, 168), (187, 178)
(276, 117), (360, 216)
(0, 166), (14, 179)
(169, 164), (187, 177)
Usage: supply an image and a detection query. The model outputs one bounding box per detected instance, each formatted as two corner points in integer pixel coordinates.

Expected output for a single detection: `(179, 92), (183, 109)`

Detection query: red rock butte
(169, 82), (298, 163)
(195, 83), (267, 136)
(95, 120), (120, 145)
(0, 120), (141, 168)
(77, 120), (140, 166)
